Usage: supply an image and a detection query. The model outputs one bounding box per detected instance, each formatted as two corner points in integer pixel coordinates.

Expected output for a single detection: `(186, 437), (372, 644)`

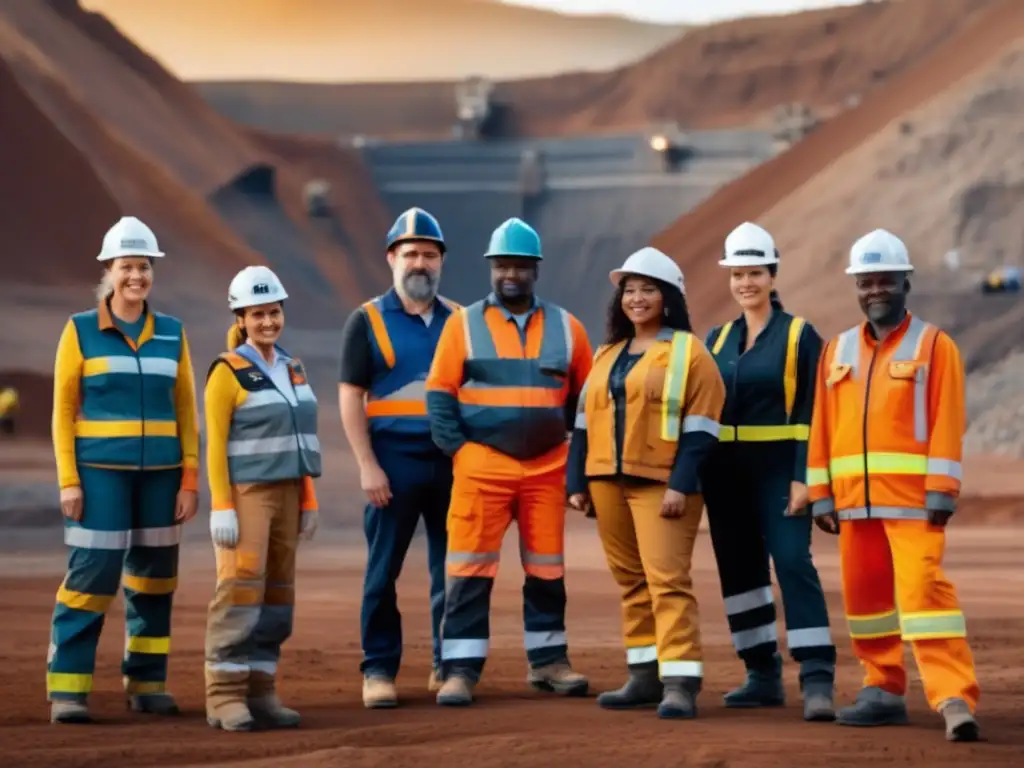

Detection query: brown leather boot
(436, 673), (475, 706)
(248, 670), (300, 728)
(206, 666), (255, 732)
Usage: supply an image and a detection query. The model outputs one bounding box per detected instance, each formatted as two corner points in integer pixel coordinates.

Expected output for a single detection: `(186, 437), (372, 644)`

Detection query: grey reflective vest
(209, 351), (321, 484)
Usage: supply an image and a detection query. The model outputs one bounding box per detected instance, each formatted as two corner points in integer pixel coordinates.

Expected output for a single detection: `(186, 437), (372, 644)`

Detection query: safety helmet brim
(97, 248), (165, 261)
(718, 254), (778, 267)
(845, 263), (914, 275)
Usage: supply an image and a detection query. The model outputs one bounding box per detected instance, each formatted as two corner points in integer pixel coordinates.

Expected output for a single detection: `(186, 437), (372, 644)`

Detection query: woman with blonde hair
(203, 265), (321, 732)
(47, 216), (200, 724)
(566, 246), (726, 720)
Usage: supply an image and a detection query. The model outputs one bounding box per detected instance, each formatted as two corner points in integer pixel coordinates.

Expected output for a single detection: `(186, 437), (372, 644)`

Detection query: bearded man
(338, 208), (461, 708)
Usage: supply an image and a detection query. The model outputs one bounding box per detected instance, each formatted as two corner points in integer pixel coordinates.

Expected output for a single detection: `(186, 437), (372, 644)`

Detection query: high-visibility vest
(806, 313), (963, 521)
(708, 314), (807, 442)
(72, 308), (185, 469)
(456, 298), (573, 461)
(361, 292), (459, 438)
(207, 350), (321, 484)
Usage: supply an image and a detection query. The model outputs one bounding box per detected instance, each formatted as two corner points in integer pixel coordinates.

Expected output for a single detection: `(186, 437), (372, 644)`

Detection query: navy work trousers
(702, 445), (836, 685)
(360, 446), (451, 679)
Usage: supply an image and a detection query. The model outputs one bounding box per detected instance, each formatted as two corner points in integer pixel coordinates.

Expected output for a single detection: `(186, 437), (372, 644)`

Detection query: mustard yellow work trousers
(590, 479), (704, 681)
(205, 480), (301, 712)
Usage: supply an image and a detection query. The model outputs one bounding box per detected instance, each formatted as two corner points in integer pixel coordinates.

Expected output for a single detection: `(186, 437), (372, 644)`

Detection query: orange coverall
(425, 295), (592, 681)
(806, 312), (979, 713)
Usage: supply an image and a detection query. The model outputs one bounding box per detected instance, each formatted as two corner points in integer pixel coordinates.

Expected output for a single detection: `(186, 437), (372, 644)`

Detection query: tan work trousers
(590, 478), (704, 680)
(205, 480), (301, 711)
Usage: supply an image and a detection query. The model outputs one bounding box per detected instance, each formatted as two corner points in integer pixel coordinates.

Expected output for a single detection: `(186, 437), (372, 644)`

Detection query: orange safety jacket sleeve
(925, 331), (966, 509)
(564, 314), (595, 427)
(52, 318), (84, 490)
(174, 328), (201, 493)
(806, 337), (834, 513)
(668, 340), (727, 495)
(791, 323), (823, 488)
(425, 311), (470, 456)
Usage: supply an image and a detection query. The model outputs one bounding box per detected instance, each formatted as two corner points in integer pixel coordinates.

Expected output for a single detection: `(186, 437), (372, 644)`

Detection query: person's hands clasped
(661, 489), (687, 519)
(60, 486), (83, 522)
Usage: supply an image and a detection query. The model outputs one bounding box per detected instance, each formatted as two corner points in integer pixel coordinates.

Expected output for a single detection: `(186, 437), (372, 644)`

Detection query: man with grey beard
(337, 208), (461, 708)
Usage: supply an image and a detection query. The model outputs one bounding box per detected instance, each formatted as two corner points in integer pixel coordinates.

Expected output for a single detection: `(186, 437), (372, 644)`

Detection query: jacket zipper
(861, 345), (880, 518)
(130, 335), (145, 470)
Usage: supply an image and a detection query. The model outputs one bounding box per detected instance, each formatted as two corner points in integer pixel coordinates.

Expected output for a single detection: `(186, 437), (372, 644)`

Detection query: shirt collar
(98, 296), (154, 344)
(238, 340), (290, 372)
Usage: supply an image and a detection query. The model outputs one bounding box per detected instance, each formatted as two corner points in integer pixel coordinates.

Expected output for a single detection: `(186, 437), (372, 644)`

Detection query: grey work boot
(596, 663), (663, 710)
(527, 661), (589, 696)
(835, 686), (909, 727)
(50, 699), (91, 724)
(248, 694), (301, 729)
(128, 692), (180, 716)
(802, 680), (836, 722)
(724, 655), (785, 708)
(436, 672), (475, 706)
(939, 698), (980, 742)
(657, 677), (699, 720)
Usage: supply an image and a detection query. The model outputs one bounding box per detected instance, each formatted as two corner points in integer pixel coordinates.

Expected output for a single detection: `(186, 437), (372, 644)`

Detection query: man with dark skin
(807, 229), (979, 741)
(426, 217), (594, 706)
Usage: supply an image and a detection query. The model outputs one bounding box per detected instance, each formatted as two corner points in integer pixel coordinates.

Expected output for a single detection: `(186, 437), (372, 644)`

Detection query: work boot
(802, 680), (836, 722)
(362, 675), (398, 709)
(128, 692), (180, 716)
(206, 666), (255, 732)
(835, 686), (909, 727)
(207, 700), (256, 732)
(657, 677), (699, 720)
(248, 671), (300, 729)
(50, 700), (91, 724)
(939, 698), (980, 742)
(436, 673), (475, 706)
(527, 661), (589, 696)
(596, 663), (663, 709)
(428, 667), (444, 692)
(724, 655), (785, 708)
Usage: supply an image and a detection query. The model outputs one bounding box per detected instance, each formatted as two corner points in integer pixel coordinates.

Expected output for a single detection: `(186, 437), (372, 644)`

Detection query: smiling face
(110, 257), (153, 304)
(729, 266), (773, 311)
(855, 271), (909, 325)
(239, 302), (285, 347)
(490, 257), (538, 302)
(620, 275), (664, 326)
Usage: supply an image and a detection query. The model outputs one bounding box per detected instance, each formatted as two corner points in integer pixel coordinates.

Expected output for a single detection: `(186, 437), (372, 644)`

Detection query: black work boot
(835, 686), (909, 727)
(597, 662), (663, 710)
(724, 654), (785, 708)
(657, 676), (699, 720)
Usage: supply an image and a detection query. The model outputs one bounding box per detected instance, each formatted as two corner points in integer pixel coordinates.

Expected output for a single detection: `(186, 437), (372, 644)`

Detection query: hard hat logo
(252, 283), (270, 295)
(860, 252), (884, 264)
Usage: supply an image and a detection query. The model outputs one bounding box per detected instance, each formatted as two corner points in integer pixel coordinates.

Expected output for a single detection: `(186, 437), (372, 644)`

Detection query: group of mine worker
(43, 207), (981, 744)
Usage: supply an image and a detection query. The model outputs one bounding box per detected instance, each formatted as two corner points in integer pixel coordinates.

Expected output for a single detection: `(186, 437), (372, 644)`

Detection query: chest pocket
(642, 349), (671, 402)
(826, 362), (853, 389)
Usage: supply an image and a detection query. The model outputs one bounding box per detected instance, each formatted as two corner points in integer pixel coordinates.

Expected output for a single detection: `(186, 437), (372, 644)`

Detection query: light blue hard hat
(484, 218), (542, 260)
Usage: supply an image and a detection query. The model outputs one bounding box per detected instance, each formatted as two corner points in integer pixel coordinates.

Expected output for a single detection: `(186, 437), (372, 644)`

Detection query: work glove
(299, 509), (319, 541)
(928, 508), (954, 527)
(210, 508), (239, 548)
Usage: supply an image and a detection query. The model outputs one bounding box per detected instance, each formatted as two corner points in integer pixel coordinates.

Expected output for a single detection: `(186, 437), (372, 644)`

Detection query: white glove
(210, 508), (239, 548)
(299, 509), (318, 542)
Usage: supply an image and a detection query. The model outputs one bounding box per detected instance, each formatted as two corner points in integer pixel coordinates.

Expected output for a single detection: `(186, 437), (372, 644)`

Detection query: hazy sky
(504, 0), (863, 24)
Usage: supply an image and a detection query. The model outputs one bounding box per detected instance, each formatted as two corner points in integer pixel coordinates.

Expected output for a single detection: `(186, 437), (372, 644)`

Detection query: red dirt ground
(2, 522), (1022, 767)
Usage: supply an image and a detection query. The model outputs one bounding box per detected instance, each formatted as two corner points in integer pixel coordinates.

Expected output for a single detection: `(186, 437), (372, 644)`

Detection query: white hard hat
(97, 216), (164, 261)
(719, 222), (779, 267)
(228, 266), (289, 310)
(846, 229), (913, 275)
(609, 247), (685, 294)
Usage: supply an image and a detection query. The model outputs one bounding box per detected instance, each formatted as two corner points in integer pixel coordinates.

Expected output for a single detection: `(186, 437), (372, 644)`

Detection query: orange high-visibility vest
(806, 312), (965, 521)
